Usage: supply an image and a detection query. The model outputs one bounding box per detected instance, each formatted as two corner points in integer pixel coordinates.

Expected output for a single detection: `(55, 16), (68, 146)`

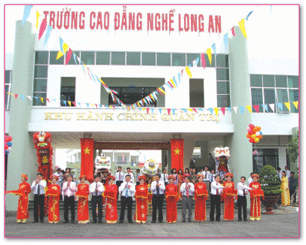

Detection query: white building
(5, 5), (299, 210)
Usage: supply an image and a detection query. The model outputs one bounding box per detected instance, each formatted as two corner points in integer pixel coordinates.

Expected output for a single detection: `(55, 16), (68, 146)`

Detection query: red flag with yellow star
(80, 138), (94, 182)
(171, 139), (184, 171)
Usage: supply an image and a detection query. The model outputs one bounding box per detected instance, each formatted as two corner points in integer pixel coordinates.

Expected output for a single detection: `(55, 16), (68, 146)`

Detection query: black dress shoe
(33, 221), (38, 223)
(159, 220), (163, 223)
(188, 219), (191, 222)
(238, 219), (242, 221)
(93, 220), (97, 223)
(64, 220), (69, 223)
(40, 221), (44, 223)
(71, 220), (75, 224)
(216, 219), (221, 221)
(119, 220), (123, 223)
(128, 220), (133, 223)
(99, 220), (103, 223)
(244, 219), (248, 221)
(210, 219), (214, 222)
(182, 220), (186, 222)
(151, 220), (156, 223)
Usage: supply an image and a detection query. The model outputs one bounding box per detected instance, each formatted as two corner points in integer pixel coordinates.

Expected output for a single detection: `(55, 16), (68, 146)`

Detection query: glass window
(50, 51), (64, 65)
(34, 66), (48, 78)
(61, 78), (76, 106)
(217, 82), (230, 94)
(5, 84), (11, 110)
(217, 69), (229, 80)
(111, 52), (125, 65)
(5, 70), (11, 84)
(67, 51), (79, 65)
(253, 149), (278, 173)
(187, 53), (200, 67)
(217, 94), (230, 107)
(263, 75), (275, 87)
(172, 53), (186, 66)
(35, 51), (49, 64)
(127, 52), (140, 65)
(81, 51), (95, 65)
(205, 54), (215, 67)
(276, 75), (287, 87)
(289, 89), (299, 113)
(216, 55), (228, 68)
(34, 79), (47, 92)
(277, 89), (289, 111)
(189, 79), (204, 107)
(96, 52), (110, 65)
(264, 88), (275, 113)
(251, 88), (263, 112)
(157, 53), (170, 66)
(288, 76), (298, 88)
(33, 92), (47, 106)
(250, 75), (262, 87)
(142, 52), (155, 66)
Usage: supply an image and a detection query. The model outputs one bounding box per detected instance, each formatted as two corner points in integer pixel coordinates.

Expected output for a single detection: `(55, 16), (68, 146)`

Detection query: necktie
(125, 184), (128, 197)
(186, 184), (189, 197)
(95, 183), (98, 196)
(205, 172), (207, 179)
(243, 188), (246, 196)
(156, 181), (160, 195)
(37, 182), (40, 195)
(216, 183), (219, 195)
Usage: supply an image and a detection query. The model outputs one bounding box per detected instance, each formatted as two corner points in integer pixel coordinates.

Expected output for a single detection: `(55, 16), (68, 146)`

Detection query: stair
(28, 199), (211, 210)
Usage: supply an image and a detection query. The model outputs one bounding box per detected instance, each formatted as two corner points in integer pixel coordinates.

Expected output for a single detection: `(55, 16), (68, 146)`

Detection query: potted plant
(259, 165), (282, 214)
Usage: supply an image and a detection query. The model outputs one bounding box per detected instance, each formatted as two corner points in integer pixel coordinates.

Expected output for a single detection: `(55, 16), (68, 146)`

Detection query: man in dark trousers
(62, 174), (77, 223)
(89, 174), (104, 223)
(210, 175), (225, 221)
(31, 172), (47, 223)
(151, 173), (165, 223)
(118, 175), (135, 223)
(115, 166), (124, 199)
(289, 171), (298, 204)
(237, 176), (253, 221)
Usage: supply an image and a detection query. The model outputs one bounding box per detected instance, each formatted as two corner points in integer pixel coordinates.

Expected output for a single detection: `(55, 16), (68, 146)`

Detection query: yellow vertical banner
(214, 108), (219, 115)
(293, 101), (298, 109)
(246, 105), (252, 113)
(206, 48), (212, 65)
(284, 102), (290, 111)
(36, 11), (41, 29)
(239, 19), (247, 38)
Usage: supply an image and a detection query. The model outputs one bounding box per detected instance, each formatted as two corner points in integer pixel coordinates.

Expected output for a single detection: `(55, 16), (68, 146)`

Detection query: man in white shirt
(31, 172), (47, 223)
(161, 168), (169, 186)
(89, 174), (104, 223)
(248, 173), (254, 185)
(119, 175), (135, 223)
(135, 169), (141, 186)
(210, 175), (225, 221)
(115, 166), (124, 199)
(202, 166), (211, 192)
(276, 168), (282, 180)
(53, 168), (63, 186)
(151, 173), (165, 223)
(125, 167), (134, 183)
(237, 176), (253, 221)
(285, 166), (291, 178)
(62, 174), (77, 223)
(210, 169), (216, 182)
(180, 175), (195, 222)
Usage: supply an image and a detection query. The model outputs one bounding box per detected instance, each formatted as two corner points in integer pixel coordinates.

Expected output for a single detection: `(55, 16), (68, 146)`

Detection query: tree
(287, 131), (299, 166)
(259, 165), (282, 196)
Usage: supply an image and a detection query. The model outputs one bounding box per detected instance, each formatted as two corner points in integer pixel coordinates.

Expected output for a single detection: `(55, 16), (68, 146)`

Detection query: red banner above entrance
(80, 138), (94, 182)
(170, 139), (184, 171)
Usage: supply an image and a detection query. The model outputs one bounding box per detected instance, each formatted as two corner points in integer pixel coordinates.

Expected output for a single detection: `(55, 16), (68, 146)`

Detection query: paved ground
(4, 208), (299, 238)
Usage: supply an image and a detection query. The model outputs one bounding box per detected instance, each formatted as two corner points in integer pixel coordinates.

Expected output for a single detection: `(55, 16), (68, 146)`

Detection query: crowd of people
(6, 165), (298, 224)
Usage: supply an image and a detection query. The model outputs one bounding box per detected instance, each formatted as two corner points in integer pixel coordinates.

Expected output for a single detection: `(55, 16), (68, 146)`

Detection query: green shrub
(258, 165), (282, 196)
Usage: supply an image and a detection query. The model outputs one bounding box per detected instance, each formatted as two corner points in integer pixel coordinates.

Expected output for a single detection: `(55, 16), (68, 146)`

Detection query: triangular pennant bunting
(200, 53), (206, 69)
(239, 106), (244, 115)
(22, 5), (33, 25)
(35, 11), (41, 29)
(223, 33), (228, 51)
(253, 105), (259, 113)
(262, 104), (268, 112)
(221, 107), (226, 115)
(293, 101), (298, 109)
(206, 48), (212, 65)
(211, 43), (217, 56)
(239, 19), (247, 38)
(44, 25), (53, 46)
(269, 103), (275, 112)
(233, 107), (238, 114)
(38, 19), (47, 40)
(208, 108), (214, 114)
(284, 102), (290, 111)
(246, 105), (252, 113)
(185, 66), (192, 78)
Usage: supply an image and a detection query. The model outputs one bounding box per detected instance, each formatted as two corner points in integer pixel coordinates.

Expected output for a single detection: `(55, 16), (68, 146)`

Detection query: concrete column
(225, 26), (253, 207)
(6, 21), (36, 211)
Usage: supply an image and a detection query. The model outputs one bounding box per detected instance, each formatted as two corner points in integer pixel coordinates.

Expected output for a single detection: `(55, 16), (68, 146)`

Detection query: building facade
(5, 6), (299, 210)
